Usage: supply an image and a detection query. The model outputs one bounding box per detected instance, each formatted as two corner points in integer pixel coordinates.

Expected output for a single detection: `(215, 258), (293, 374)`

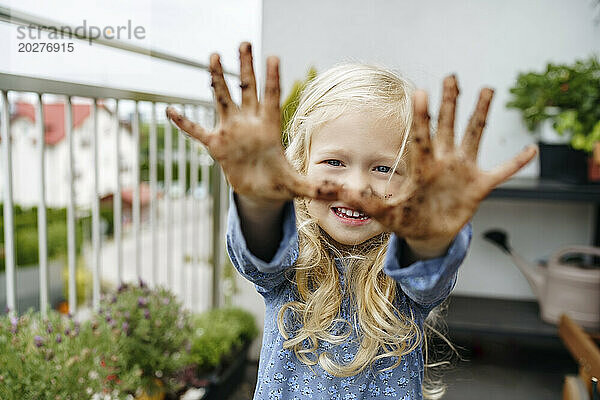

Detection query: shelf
(446, 295), (600, 339)
(446, 295), (558, 338)
(489, 177), (600, 203)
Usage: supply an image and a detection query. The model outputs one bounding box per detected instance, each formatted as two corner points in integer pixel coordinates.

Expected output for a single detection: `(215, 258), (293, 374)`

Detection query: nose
(341, 167), (374, 196)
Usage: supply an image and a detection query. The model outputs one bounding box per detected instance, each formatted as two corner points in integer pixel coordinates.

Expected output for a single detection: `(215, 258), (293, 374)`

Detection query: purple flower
(4, 306), (10, 314)
(123, 311), (130, 320)
(56, 334), (62, 344)
(117, 283), (129, 293)
(161, 297), (170, 305)
(64, 327), (71, 336)
(34, 335), (44, 347)
(144, 309), (150, 320)
(138, 278), (147, 288)
(137, 297), (148, 307)
(46, 323), (53, 334)
(122, 322), (129, 333)
(110, 295), (117, 304)
(105, 314), (112, 323)
(10, 316), (18, 334)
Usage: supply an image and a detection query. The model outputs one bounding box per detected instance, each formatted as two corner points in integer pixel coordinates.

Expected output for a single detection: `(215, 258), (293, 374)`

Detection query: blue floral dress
(226, 189), (472, 400)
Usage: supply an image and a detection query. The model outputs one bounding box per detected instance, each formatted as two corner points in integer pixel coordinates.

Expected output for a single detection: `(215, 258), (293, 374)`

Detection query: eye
(374, 166), (391, 173)
(324, 159), (343, 167)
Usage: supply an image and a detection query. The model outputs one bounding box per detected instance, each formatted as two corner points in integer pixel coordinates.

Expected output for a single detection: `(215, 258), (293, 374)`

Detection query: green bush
(98, 280), (193, 396)
(99, 203), (115, 237)
(280, 66), (318, 147)
(0, 283), (259, 397)
(0, 309), (142, 400)
(0, 208), (85, 272)
(0, 204), (93, 308)
(0, 281), (198, 399)
(188, 307), (258, 373)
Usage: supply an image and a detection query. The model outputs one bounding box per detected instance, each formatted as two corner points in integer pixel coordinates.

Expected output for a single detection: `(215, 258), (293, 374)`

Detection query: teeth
(335, 207), (367, 219)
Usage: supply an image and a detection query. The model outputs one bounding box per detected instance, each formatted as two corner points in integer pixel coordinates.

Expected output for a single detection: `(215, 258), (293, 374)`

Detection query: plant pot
(589, 143), (600, 183)
(137, 378), (166, 400)
(0, 260), (65, 314)
(201, 341), (251, 400)
(588, 156), (600, 183)
(538, 142), (588, 184)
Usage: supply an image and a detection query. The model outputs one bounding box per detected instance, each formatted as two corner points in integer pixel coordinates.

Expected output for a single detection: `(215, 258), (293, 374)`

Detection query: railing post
(133, 101), (141, 279)
(164, 104), (173, 289)
(210, 162), (223, 309)
(190, 106), (200, 310)
(36, 93), (49, 316)
(149, 102), (158, 286)
(177, 106), (187, 305)
(65, 96), (77, 315)
(1, 90), (16, 315)
(114, 100), (123, 285)
(91, 99), (101, 311)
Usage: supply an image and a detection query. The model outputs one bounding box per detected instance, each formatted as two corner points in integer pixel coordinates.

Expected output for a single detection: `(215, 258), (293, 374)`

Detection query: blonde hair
(278, 63), (453, 398)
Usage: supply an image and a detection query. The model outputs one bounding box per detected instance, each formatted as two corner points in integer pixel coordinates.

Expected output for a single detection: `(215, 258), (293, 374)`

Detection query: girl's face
(306, 111), (407, 246)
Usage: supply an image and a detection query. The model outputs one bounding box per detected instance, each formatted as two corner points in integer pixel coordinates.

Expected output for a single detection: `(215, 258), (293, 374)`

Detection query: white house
(1, 100), (141, 210)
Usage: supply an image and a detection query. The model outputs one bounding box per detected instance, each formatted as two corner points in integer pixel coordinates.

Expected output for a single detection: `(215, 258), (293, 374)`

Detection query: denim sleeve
(225, 188), (299, 296)
(384, 222), (472, 319)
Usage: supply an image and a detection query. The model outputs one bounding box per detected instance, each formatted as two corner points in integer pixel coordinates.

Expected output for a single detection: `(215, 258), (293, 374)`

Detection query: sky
(0, 0), (262, 117)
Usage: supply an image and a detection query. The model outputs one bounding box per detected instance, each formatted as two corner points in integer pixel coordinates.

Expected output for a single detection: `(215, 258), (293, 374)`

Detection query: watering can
(483, 230), (600, 330)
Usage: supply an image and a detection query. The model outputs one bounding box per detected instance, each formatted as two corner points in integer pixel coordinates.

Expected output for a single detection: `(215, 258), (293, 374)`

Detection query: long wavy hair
(278, 63), (455, 399)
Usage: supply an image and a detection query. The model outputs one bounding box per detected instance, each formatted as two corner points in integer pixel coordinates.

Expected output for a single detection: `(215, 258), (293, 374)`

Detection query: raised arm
(342, 75), (537, 258)
(234, 193), (287, 262)
(166, 43), (343, 260)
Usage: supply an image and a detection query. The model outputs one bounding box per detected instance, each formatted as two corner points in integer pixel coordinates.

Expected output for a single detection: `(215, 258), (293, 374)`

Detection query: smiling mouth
(331, 206), (369, 221)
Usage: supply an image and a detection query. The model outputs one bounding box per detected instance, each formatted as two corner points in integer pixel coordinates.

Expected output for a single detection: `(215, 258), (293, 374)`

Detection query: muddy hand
(165, 42), (342, 203)
(342, 75), (537, 241)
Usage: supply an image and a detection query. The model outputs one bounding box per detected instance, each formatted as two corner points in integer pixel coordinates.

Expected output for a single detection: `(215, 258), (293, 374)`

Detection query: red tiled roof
(122, 182), (152, 205)
(8, 100), (113, 145)
(100, 182), (154, 207)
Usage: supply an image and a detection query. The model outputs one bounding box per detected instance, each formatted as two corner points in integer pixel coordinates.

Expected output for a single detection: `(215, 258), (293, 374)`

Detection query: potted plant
(178, 307), (258, 400)
(507, 56), (600, 184)
(0, 309), (143, 400)
(96, 279), (193, 399)
(0, 280), (260, 399)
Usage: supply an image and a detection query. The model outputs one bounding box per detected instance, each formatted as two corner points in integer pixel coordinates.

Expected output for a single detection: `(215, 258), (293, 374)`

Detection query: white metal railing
(0, 7), (234, 319)
(0, 78), (225, 318)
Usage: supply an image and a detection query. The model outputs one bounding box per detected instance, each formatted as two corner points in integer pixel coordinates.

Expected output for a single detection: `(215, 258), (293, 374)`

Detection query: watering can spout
(508, 253), (546, 300)
(483, 229), (546, 300)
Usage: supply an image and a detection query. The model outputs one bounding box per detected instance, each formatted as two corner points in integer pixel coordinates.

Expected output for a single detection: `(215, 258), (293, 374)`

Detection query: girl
(166, 42), (536, 400)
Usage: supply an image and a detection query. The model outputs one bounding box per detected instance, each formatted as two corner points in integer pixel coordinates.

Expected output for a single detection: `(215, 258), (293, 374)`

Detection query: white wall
(257, 0), (600, 300)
